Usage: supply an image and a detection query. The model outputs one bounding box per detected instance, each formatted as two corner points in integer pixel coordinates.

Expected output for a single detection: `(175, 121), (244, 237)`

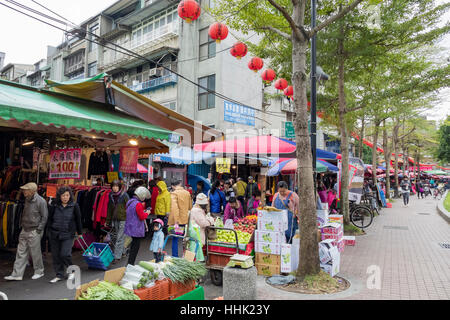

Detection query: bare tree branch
(310, 0), (364, 37)
(267, 0), (304, 41)
(399, 127), (416, 140)
(257, 26), (292, 40)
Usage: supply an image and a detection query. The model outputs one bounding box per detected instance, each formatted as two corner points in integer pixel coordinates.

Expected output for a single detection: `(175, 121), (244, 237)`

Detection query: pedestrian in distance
(234, 177), (247, 208)
(4, 183), (48, 281)
(105, 180), (130, 264)
(247, 189), (262, 216)
(400, 178), (411, 207)
(47, 186), (83, 283)
(169, 180), (192, 257)
(149, 219), (165, 263)
(208, 180), (226, 219)
(124, 186), (150, 265)
(244, 176), (260, 212)
(223, 180), (236, 203)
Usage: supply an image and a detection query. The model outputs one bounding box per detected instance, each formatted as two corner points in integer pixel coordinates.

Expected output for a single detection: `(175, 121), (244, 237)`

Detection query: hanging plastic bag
(188, 221), (204, 262)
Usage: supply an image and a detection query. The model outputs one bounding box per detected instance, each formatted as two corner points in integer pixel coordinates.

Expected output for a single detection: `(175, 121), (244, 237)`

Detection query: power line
(1, 1), (286, 123)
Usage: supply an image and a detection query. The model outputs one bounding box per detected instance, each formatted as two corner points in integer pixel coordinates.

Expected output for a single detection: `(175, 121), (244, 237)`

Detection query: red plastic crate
(168, 279), (196, 299)
(134, 279), (171, 300)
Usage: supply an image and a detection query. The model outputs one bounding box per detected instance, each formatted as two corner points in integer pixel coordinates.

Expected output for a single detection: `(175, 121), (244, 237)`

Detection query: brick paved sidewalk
(256, 195), (450, 300)
(340, 196), (450, 300)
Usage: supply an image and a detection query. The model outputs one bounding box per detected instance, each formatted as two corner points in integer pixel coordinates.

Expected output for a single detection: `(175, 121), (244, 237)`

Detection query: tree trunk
(393, 122), (400, 198)
(371, 120), (380, 186)
(338, 15), (350, 225)
(292, 0), (319, 279)
(382, 121), (391, 199)
(359, 115), (365, 160)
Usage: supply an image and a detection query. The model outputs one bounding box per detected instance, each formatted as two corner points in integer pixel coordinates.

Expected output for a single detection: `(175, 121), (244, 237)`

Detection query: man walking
(400, 178), (411, 207)
(245, 176), (260, 212)
(169, 180), (192, 257)
(5, 183), (48, 281)
(234, 178), (247, 210)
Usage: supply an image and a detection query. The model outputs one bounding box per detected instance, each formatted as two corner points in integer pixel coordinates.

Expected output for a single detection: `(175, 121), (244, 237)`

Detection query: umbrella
(267, 158), (328, 176)
(137, 163), (148, 173)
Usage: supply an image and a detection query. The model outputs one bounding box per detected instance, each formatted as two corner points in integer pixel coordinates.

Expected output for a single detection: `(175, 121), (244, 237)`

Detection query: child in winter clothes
(150, 219), (165, 262)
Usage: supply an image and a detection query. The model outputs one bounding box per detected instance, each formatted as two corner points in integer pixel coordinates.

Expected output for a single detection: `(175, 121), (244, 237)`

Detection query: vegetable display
(77, 281), (140, 300)
(159, 257), (206, 283)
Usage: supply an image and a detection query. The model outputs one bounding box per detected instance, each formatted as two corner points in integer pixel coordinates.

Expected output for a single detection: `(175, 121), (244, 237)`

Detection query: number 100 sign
(49, 148), (82, 179)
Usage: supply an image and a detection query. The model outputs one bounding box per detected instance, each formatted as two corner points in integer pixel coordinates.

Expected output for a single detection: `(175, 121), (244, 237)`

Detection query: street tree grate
(438, 243), (450, 249)
(417, 213), (430, 215)
(383, 225), (409, 230)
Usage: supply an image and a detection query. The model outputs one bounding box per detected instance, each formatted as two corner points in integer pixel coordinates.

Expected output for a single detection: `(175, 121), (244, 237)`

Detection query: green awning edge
(45, 73), (108, 87)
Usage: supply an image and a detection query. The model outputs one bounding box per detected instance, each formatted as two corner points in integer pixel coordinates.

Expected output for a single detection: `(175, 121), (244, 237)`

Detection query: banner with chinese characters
(119, 147), (139, 173)
(49, 148), (81, 179)
(216, 158), (231, 174)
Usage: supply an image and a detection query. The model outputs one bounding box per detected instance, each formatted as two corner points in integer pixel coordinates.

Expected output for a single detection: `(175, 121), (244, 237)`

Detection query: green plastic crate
(174, 285), (205, 300)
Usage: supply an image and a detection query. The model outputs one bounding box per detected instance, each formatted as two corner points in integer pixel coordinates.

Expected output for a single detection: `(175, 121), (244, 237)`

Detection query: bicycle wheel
(350, 205), (373, 229)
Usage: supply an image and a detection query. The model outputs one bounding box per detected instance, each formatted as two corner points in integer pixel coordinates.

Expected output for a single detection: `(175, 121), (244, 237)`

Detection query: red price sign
(49, 148), (81, 179)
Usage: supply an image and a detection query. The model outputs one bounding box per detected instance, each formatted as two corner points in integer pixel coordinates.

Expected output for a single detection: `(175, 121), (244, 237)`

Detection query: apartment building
(0, 62), (34, 82)
(42, 0), (332, 145)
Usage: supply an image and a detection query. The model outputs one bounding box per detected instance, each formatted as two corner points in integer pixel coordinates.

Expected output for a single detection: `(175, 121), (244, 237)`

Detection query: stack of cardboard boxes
(254, 210), (287, 276)
(320, 222), (344, 253)
(319, 239), (340, 277)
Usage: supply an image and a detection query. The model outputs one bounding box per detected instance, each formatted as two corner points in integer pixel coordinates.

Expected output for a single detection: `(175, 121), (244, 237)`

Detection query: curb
(436, 190), (450, 224)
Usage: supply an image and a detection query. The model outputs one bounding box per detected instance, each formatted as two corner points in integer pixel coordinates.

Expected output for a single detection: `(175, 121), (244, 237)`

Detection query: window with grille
(198, 74), (215, 110)
(199, 28), (216, 61)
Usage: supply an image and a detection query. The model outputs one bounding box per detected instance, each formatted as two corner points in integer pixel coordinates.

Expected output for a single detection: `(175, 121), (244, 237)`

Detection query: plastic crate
(168, 279), (196, 299)
(82, 242), (114, 270)
(208, 242), (251, 255)
(174, 285), (205, 300)
(134, 279), (171, 300)
(208, 254), (231, 267)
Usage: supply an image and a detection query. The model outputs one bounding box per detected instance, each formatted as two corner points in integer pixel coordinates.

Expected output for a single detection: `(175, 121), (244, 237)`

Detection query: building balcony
(64, 61), (84, 76)
(129, 73), (177, 93)
(101, 22), (178, 71)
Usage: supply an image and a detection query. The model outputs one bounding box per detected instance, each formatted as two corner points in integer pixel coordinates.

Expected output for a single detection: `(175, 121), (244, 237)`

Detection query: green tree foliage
(435, 116), (450, 163)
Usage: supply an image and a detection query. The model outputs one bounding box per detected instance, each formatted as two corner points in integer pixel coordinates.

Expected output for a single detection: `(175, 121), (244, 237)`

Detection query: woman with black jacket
(47, 186), (82, 283)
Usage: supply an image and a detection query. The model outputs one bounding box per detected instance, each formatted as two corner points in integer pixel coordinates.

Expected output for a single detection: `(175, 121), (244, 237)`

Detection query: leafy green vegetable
(78, 281), (140, 300)
(160, 258), (206, 283)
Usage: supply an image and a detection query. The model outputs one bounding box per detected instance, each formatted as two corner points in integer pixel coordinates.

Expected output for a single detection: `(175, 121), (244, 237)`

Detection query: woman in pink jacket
(224, 197), (244, 223)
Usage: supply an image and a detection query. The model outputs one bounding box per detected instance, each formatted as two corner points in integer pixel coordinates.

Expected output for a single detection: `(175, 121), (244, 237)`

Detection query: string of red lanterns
(209, 22), (229, 43)
(261, 69), (276, 84)
(230, 42), (248, 59)
(248, 57), (264, 72)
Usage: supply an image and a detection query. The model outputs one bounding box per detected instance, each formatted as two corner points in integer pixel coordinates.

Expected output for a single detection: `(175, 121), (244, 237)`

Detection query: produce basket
(174, 285), (205, 300)
(79, 239), (114, 270)
(208, 242), (251, 255)
(133, 279), (171, 300)
(169, 279), (196, 299)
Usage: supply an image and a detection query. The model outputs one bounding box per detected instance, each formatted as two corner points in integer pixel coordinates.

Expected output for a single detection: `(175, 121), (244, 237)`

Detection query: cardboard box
(255, 241), (281, 255)
(328, 214), (343, 225)
(255, 263), (281, 276)
(321, 231), (344, 241)
(336, 239), (345, 253)
(320, 202), (329, 210)
(317, 209), (329, 227)
(280, 243), (300, 273)
(319, 239), (339, 264)
(255, 230), (285, 244)
(343, 236), (356, 246)
(255, 253), (281, 266)
(320, 250), (340, 277)
(75, 267), (126, 299)
(258, 210), (288, 229)
(320, 222), (343, 235)
(257, 218), (286, 232)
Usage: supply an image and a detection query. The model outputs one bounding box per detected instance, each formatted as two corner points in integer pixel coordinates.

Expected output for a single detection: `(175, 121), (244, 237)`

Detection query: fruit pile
(233, 217), (256, 234)
(246, 214), (258, 221)
(215, 229), (252, 244)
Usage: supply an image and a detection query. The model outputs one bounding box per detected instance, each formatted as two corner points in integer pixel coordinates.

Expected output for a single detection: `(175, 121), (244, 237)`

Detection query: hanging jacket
(124, 197), (148, 238)
(106, 191), (129, 224)
(47, 202), (82, 240)
(154, 181), (171, 216)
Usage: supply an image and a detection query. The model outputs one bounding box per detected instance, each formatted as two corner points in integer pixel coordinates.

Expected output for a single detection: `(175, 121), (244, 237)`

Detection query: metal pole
(311, 0), (317, 174)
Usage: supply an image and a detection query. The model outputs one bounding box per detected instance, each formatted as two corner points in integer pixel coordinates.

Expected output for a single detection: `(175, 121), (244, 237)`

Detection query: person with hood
(155, 180), (171, 236)
(124, 186), (150, 265)
(208, 180), (226, 218)
(106, 180), (130, 263)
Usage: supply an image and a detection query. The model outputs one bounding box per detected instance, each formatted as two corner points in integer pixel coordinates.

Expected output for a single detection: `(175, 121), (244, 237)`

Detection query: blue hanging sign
(224, 100), (255, 126)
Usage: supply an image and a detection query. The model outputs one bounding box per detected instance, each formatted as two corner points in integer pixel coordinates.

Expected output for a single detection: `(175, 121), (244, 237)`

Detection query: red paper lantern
(274, 78), (288, 90)
(209, 22), (229, 43)
(284, 85), (294, 98)
(177, 0), (201, 23)
(230, 42), (248, 59)
(248, 57), (264, 72)
(261, 69), (276, 84)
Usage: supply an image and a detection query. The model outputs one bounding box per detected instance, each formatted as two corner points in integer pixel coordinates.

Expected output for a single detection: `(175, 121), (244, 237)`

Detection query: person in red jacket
(149, 179), (159, 215)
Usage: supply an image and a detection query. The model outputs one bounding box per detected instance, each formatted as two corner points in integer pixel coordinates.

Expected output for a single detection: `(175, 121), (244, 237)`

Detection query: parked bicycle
(329, 199), (374, 230)
(433, 187), (444, 200)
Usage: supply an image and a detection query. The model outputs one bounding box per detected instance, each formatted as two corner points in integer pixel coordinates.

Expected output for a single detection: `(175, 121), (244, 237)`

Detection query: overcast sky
(0, 0), (448, 123)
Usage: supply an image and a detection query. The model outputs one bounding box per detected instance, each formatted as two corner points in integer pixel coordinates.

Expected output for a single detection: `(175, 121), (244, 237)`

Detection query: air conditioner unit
(149, 68), (161, 77)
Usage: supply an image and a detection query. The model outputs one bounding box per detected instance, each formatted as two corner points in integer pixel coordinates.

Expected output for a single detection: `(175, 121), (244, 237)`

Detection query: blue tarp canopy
(318, 159), (339, 172)
(153, 146), (215, 165)
(280, 138), (340, 160)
